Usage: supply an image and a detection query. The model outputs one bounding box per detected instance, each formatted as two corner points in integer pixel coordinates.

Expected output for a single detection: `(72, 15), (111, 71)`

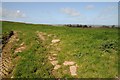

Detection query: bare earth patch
(0, 57), (2, 79)
(14, 42), (26, 53)
(2, 31), (18, 78)
(36, 31), (47, 41)
(37, 32), (62, 75)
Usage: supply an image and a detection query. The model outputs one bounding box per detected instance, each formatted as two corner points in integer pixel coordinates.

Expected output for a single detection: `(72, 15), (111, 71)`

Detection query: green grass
(2, 21), (119, 78)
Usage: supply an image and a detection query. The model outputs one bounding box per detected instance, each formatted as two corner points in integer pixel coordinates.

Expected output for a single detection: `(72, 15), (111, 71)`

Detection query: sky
(1, 2), (118, 25)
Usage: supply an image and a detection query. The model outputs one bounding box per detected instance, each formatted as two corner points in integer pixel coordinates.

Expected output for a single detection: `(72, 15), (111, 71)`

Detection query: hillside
(1, 21), (119, 78)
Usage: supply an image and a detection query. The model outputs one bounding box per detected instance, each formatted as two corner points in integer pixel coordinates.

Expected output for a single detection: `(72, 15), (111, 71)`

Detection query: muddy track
(2, 31), (14, 49)
(37, 31), (78, 77)
(1, 31), (18, 78)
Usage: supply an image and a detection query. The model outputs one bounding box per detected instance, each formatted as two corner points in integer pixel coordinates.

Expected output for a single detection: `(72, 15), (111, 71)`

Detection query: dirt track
(1, 31), (18, 78)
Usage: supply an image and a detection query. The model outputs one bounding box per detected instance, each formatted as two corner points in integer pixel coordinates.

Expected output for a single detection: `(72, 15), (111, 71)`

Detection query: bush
(99, 40), (118, 53)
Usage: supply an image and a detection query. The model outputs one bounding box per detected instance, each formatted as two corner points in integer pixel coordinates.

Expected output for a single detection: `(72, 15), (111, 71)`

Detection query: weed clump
(99, 40), (118, 53)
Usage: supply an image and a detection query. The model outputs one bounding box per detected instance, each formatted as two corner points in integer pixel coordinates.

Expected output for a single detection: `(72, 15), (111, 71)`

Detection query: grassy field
(2, 21), (119, 78)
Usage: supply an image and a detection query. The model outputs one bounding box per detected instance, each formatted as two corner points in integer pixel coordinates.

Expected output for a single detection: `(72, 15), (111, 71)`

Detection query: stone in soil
(20, 42), (24, 46)
(54, 65), (61, 70)
(14, 45), (26, 53)
(70, 66), (77, 76)
(48, 34), (53, 37)
(63, 61), (75, 66)
(51, 39), (60, 44)
(50, 61), (58, 66)
(48, 56), (56, 61)
(53, 54), (57, 56)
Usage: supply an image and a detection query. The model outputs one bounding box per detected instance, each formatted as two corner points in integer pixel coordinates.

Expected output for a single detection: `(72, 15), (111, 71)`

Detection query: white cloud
(85, 5), (94, 10)
(17, 10), (20, 13)
(2, 8), (26, 19)
(61, 7), (81, 17)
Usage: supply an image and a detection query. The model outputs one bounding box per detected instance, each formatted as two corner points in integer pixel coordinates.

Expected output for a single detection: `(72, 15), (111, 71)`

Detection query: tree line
(64, 24), (116, 28)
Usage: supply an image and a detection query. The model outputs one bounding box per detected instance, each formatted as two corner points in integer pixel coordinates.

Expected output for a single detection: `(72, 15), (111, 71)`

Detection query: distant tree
(102, 25), (105, 28)
(102, 25), (109, 28)
(79, 25), (82, 28)
(89, 26), (92, 28)
(76, 24), (79, 27)
(68, 24), (72, 27)
(112, 25), (115, 28)
(83, 25), (88, 28)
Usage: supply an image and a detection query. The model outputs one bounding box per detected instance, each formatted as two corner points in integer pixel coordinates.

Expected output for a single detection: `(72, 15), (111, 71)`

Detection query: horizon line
(0, 20), (118, 26)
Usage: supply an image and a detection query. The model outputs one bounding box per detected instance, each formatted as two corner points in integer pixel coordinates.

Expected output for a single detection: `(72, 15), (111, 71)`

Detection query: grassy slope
(2, 21), (118, 78)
